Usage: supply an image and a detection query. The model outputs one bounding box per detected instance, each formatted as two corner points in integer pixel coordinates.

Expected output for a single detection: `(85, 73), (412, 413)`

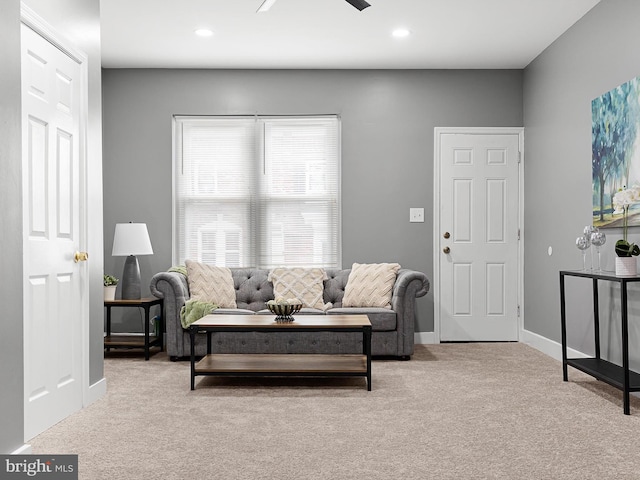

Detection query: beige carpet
(30, 343), (640, 479)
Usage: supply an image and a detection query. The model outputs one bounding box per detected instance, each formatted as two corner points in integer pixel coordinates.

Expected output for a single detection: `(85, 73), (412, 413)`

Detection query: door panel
(22, 23), (85, 441)
(438, 132), (520, 341)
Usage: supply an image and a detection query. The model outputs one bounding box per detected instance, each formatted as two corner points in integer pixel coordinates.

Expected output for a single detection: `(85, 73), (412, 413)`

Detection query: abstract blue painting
(592, 76), (640, 228)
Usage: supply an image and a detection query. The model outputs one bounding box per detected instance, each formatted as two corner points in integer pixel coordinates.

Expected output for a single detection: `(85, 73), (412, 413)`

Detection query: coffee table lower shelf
(192, 354), (370, 390)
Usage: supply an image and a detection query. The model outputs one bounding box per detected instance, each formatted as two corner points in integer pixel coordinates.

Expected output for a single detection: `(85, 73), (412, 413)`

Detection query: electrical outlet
(409, 208), (424, 223)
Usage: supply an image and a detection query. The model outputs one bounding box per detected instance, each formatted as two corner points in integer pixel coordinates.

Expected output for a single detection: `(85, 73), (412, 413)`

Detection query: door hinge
(517, 305), (521, 317)
(517, 228), (521, 240)
(518, 151), (522, 164)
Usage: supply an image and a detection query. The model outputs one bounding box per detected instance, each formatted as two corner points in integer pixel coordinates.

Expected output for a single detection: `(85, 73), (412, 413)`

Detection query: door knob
(443, 246), (450, 254)
(74, 251), (89, 263)
(443, 232), (450, 239)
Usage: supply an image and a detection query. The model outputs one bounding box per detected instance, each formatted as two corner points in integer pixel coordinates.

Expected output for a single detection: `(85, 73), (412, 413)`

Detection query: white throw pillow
(185, 260), (237, 309)
(268, 267), (331, 311)
(342, 262), (401, 309)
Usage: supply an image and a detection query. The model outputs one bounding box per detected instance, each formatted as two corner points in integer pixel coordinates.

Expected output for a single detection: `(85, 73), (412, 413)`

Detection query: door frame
(21, 4), (90, 428)
(433, 127), (524, 343)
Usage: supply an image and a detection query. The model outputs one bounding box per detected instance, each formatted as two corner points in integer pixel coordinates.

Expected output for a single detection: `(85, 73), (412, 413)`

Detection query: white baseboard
(9, 379), (106, 455)
(11, 444), (32, 455)
(416, 329), (640, 399)
(521, 329), (640, 398)
(415, 331), (437, 345)
(520, 328), (588, 361)
(415, 328), (589, 361)
(85, 376), (107, 407)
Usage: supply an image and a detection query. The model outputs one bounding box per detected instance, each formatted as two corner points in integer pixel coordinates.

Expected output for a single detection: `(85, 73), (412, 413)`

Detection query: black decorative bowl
(267, 302), (303, 322)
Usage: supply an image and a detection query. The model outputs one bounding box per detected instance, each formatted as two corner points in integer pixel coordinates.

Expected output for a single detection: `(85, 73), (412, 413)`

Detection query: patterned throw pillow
(185, 260), (237, 309)
(342, 262), (401, 309)
(267, 268), (331, 311)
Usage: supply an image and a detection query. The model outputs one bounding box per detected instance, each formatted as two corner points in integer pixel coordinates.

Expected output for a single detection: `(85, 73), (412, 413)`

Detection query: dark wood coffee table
(189, 314), (372, 390)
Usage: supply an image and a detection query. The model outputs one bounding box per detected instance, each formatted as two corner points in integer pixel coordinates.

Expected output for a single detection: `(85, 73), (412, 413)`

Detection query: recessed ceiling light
(194, 28), (213, 37)
(392, 28), (411, 38)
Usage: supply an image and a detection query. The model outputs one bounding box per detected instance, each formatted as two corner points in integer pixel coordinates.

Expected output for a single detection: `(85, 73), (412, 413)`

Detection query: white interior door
(435, 129), (522, 342)
(21, 20), (87, 441)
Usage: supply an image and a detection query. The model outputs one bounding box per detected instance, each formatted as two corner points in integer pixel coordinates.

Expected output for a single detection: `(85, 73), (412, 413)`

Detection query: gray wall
(0, 0), (102, 453)
(0, 0), (25, 455)
(523, 0), (640, 364)
(102, 68), (524, 333)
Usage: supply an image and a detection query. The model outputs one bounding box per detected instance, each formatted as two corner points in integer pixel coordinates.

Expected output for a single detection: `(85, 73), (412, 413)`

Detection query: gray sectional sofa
(150, 268), (429, 360)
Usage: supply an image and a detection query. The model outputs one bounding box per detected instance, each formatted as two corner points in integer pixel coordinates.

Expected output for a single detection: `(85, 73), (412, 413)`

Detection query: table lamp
(112, 222), (154, 299)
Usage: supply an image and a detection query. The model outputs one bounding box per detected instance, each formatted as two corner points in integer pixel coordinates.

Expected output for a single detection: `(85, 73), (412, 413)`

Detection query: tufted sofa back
(322, 269), (350, 308)
(228, 268), (351, 311)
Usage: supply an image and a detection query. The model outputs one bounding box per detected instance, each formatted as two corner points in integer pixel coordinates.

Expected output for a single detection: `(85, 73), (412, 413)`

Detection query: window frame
(172, 114), (342, 269)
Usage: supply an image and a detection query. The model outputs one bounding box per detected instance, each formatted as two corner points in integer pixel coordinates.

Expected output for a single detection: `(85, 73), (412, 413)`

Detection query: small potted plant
(103, 274), (119, 301)
(613, 185), (640, 276)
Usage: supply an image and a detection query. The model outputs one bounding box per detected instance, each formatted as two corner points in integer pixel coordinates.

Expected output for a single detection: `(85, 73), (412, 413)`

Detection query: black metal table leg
(105, 305), (112, 353)
(159, 302), (164, 352)
(621, 282), (631, 415)
(190, 326), (196, 391)
(560, 273), (568, 382)
(592, 278), (601, 360)
(364, 325), (372, 391)
(143, 305), (150, 360)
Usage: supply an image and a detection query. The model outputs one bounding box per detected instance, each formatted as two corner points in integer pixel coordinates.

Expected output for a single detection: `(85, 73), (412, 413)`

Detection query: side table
(104, 297), (163, 360)
(560, 270), (640, 415)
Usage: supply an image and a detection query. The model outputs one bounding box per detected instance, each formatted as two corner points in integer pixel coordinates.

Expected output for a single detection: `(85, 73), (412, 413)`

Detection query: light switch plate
(409, 207), (424, 223)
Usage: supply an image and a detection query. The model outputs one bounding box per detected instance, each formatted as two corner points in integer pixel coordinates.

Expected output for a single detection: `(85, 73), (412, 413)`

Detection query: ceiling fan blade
(345, 0), (371, 11)
(257, 0), (278, 13)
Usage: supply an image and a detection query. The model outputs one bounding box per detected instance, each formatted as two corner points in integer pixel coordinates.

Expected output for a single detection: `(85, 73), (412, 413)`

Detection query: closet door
(22, 17), (88, 441)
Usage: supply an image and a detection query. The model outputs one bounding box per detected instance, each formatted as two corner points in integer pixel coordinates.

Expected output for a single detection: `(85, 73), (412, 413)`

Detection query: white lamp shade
(112, 223), (154, 256)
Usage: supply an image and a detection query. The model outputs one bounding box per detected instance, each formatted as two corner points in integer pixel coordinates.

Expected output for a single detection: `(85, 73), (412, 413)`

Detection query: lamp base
(121, 255), (141, 299)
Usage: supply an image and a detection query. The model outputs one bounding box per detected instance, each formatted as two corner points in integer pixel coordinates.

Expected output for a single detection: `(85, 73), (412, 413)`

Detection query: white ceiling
(100, 0), (601, 69)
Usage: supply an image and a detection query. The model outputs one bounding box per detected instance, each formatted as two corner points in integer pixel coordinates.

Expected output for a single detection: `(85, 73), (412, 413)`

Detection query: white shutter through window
(174, 115), (341, 269)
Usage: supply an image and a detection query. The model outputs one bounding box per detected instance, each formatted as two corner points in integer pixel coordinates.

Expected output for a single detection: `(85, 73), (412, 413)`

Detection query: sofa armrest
(391, 269), (430, 356)
(150, 271), (190, 358)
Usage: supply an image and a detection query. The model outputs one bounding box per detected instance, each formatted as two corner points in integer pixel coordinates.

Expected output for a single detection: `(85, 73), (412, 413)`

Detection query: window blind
(174, 115), (341, 268)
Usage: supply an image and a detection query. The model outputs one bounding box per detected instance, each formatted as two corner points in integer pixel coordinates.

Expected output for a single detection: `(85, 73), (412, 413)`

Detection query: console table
(560, 270), (640, 415)
(104, 297), (163, 360)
